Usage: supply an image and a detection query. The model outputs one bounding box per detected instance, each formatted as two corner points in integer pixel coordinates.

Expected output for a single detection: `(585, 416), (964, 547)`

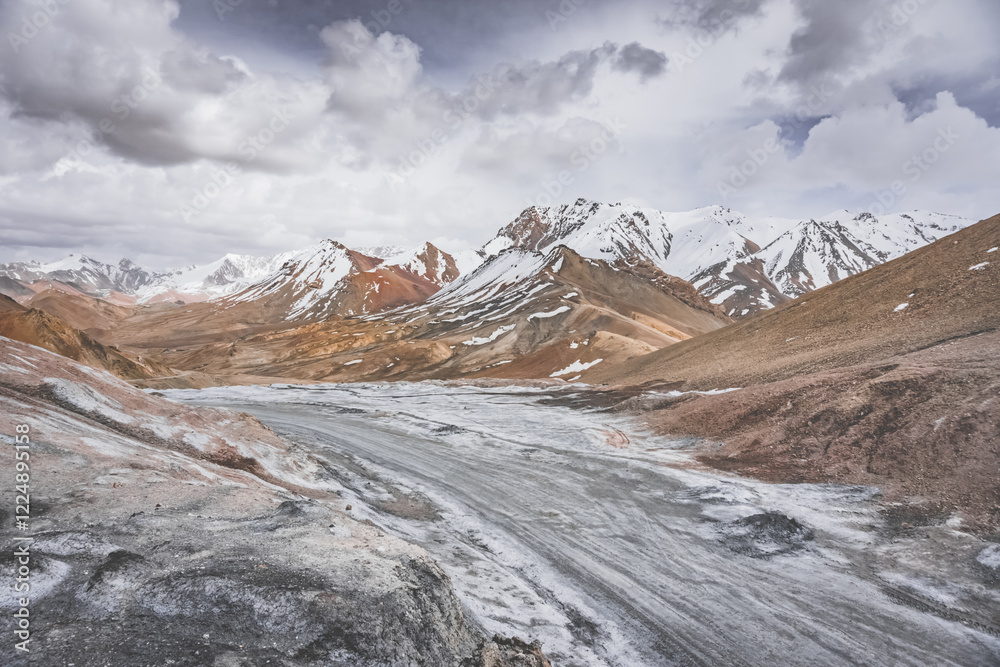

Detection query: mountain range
(0, 201), (971, 322)
(1, 203), (998, 530)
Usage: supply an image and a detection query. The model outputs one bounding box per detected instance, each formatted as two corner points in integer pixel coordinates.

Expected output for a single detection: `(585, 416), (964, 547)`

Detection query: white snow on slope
(550, 359), (604, 377)
(463, 325), (516, 346)
(527, 306), (571, 321)
(137, 251), (297, 302)
(478, 200), (972, 313)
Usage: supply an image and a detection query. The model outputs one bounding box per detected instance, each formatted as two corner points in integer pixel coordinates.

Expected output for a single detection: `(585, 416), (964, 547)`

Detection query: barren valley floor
(167, 382), (1000, 667)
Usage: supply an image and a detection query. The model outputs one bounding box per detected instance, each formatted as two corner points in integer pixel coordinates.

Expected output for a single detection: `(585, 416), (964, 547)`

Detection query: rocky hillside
(0, 336), (551, 666)
(130, 246), (731, 386)
(591, 213), (1000, 389)
(0, 307), (164, 380)
(591, 213), (1000, 528)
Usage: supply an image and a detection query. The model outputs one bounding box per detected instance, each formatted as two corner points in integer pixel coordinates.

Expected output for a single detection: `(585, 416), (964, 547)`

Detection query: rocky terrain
(162, 380), (1000, 666)
(591, 213), (1000, 528)
(0, 337), (550, 666)
(121, 245), (730, 387)
(1, 202), (967, 322)
(0, 295), (164, 380)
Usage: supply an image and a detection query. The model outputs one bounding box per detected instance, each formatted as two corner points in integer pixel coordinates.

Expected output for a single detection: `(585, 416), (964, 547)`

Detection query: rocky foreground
(0, 336), (550, 666)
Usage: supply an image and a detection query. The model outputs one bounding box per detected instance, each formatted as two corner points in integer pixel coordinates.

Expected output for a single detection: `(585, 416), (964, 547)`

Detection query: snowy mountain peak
(473, 202), (974, 318)
(381, 242), (461, 286)
(0, 204), (975, 321)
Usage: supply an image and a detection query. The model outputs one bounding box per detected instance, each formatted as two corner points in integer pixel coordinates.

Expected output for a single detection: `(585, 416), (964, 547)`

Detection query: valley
(1, 201), (997, 665)
(165, 381), (1000, 667)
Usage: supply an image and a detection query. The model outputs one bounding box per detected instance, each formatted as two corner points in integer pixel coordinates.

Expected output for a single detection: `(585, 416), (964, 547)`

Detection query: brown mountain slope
(590, 213), (1000, 389)
(106, 243), (459, 363)
(633, 331), (1000, 528)
(24, 288), (134, 340)
(589, 213), (1000, 528)
(133, 246), (731, 385)
(0, 293), (26, 313)
(218, 241), (458, 322)
(0, 308), (166, 380)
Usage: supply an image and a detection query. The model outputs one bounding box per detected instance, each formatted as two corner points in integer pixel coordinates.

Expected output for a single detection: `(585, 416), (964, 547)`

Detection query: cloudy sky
(1, 0), (999, 268)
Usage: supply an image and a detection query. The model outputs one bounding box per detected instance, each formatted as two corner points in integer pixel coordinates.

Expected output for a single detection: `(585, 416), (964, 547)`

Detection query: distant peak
(318, 239), (349, 251)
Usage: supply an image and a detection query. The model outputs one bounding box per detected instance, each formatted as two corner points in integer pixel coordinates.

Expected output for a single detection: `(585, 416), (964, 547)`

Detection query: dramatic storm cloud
(0, 0), (998, 267)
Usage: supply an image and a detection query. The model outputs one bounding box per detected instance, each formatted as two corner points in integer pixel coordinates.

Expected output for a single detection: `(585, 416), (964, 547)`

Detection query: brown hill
(130, 246), (731, 385)
(591, 213), (1000, 389)
(0, 293), (26, 313)
(108, 243), (460, 367)
(591, 213), (1000, 528)
(0, 308), (165, 380)
(24, 288), (133, 340)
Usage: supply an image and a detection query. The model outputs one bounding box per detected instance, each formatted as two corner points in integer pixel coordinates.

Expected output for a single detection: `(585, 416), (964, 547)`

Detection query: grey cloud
(466, 43), (618, 119)
(160, 51), (249, 95)
(656, 0), (770, 33)
(895, 72), (1000, 128)
(612, 42), (668, 82)
(777, 0), (894, 87)
(320, 34), (631, 166)
(174, 0), (623, 72)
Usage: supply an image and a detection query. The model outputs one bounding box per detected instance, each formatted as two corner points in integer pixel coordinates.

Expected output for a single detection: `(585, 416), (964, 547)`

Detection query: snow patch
(343, 359), (363, 366)
(977, 544), (1000, 571)
(463, 325), (516, 346)
(550, 359), (604, 377)
(894, 303), (909, 312)
(527, 306), (571, 321)
(968, 262), (990, 271)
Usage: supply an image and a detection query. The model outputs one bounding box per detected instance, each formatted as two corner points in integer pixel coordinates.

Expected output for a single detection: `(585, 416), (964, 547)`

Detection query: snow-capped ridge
(474, 201), (973, 317)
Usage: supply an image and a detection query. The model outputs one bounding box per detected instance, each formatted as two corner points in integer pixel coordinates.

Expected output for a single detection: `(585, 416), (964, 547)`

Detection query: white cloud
(0, 0), (998, 268)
